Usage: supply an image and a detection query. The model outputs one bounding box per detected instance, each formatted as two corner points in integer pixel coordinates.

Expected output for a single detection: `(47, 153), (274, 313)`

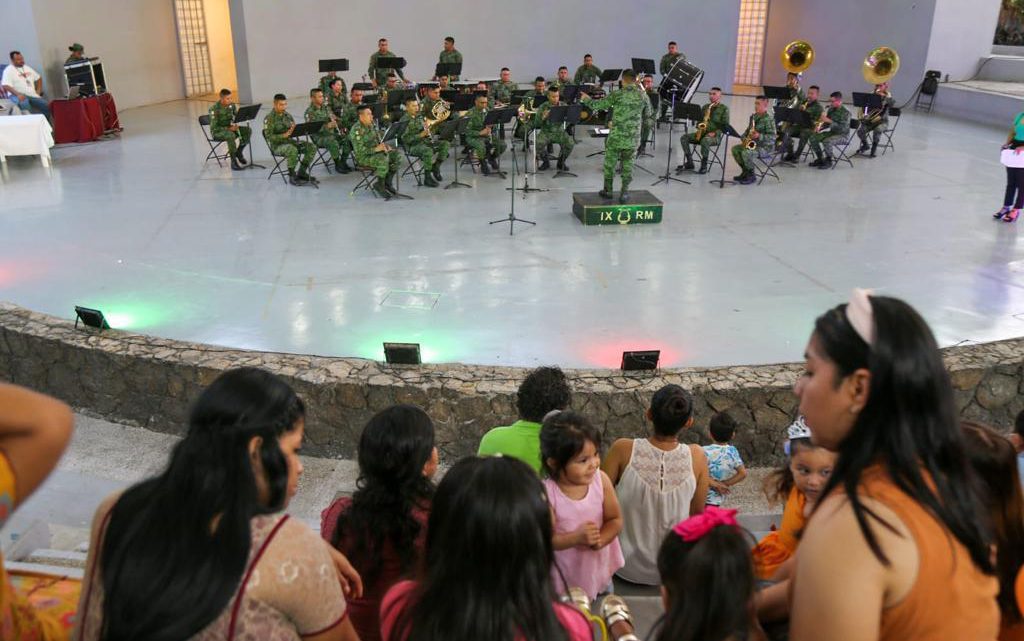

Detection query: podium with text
(572, 191), (663, 226)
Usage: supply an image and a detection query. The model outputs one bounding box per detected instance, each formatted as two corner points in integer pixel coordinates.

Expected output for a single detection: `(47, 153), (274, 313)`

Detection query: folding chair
(401, 143), (425, 186)
(349, 166), (378, 197)
(198, 115), (231, 167)
(830, 119), (859, 170)
(305, 137), (333, 177)
(878, 108), (900, 156)
(703, 135), (726, 175)
(262, 130), (290, 184)
(754, 146), (784, 185)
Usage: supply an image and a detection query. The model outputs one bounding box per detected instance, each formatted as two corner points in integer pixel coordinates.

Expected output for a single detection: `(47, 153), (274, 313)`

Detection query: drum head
(658, 59), (704, 103)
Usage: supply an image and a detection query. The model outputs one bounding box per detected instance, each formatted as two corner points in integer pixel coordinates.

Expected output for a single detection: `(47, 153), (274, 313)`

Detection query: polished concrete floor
(0, 94), (1019, 368)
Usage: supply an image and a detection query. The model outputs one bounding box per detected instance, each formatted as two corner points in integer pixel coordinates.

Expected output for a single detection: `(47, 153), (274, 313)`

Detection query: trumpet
(740, 115), (757, 151)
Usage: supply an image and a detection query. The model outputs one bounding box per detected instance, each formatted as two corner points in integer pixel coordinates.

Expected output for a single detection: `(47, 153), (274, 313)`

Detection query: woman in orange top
(961, 422), (1024, 641)
(0, 383), (75, 641)
(751, 416), (835, 580)
(790, 290), (999, 641)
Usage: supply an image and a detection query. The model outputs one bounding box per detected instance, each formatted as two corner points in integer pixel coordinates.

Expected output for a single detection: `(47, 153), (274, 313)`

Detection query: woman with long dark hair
(790, 290), (999, 640)
(75, 367), (361, 641)
(380, 456), (592, 641)
(961, 421), (1024, 641)
(321, 404), (437, 641)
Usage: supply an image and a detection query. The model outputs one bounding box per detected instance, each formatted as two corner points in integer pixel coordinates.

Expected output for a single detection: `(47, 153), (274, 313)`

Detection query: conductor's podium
(572, 191), (663, 226)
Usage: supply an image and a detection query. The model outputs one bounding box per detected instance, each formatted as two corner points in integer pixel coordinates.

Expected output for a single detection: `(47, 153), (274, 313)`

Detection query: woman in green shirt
(996, 111), (1024, 222)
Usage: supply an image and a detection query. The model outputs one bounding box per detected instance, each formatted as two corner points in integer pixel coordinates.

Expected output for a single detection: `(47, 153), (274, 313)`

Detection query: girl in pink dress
(540, 411), (625, 601)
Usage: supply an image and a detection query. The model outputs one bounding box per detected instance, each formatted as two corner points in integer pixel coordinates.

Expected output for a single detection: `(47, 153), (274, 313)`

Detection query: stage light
(74, 306), (110, 330)
(621, 350), (660, 371)
(384, 342), (422, 365)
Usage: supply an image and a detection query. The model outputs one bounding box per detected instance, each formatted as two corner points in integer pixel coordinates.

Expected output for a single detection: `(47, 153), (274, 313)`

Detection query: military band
(581, 69), (650, 203)
(437, 37), (463, 81)
(305, 88), (349, 174)
(781, 85), (822, 162)
(809, 91), (851, 168)
(658, 41), (685, 121)
(731, 96), (776, 185)
(574, 55), (602, 86)
(490, 68), (516, 106)
(464, 94), (505, 175)
(368, 38), (405, 87)
(208, 89), (251, 171)
(264, 94), (317, 186)
(400, 97), (449, 187)
(679, 86), (729, 175)
(534, 87), (574, 172)
(857, 82), (893, 158)
(349, 104), (402, 199)
(319, 71), (347, 104)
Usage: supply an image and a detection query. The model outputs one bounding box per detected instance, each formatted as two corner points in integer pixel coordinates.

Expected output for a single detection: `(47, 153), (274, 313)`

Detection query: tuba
(863, 46), (900, 85)
(781, 40), (815, 75)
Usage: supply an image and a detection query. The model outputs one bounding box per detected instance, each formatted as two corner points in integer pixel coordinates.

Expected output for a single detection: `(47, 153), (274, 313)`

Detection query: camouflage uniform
(464, 105), (505, 164)
(731, 112), (776, 175)
(583, 84), (650, 197)
(857, 93), (895, 152)
(263, 109), (315, 173)
(658, 52), (685, 119)
(304, 102), (343, 163)
(489, 80), (517, 105)
(328, 89), (348, 117)
(349, 120), (400, 178)
(337, 101), (361, 158)
(809, 104), (851, 162)
(574, 64), (602, 85)
(368, 51), (405, 86)
(208, 101), (251, 156)
(681, 102), (730, 166)
(400, 111), (449, 173)
(783, 99), (823, 158)
(319, 74), (347, 101)
(533, 102), (574, 164)
(438, 49), (463, 81)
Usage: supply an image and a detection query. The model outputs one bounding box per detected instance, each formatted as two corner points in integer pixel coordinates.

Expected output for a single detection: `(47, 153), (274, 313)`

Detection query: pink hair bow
(672, 506), (739, 542)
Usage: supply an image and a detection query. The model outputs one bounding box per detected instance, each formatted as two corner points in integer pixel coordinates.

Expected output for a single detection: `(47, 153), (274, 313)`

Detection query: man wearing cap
(65, 43), (85, 65)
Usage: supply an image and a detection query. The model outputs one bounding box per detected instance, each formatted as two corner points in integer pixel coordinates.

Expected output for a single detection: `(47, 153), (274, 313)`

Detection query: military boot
(819, 154), (833, 169)
(480, 159), (492, 175)
(539, 154), (551, 171)
(231, 155), (244, 171)
(288, 169), (307, 186)
(869, 141), (879, 158)
(432, 162), (443, 182)
(619, 182), (631, 204)
(697, 159), (708, 174)
(235, 143), (248, 165)
(337, 156), (352, 174)
(384, 171), (399, 194)
(557, 155), (569, 172)
(858, 141), (869, 154)
(423, 172), (439, 187)
(372, 178), (392, 200)
(488, 153), (500, 170)
(599, 179), (614, 200)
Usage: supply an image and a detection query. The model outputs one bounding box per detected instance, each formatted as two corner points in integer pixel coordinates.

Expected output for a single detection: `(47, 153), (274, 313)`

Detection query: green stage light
(384, 342), (422, 365)
(74, 306), (110, 330)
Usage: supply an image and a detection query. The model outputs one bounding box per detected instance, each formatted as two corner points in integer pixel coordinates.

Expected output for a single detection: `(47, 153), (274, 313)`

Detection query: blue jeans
(11, 95), (50, 119)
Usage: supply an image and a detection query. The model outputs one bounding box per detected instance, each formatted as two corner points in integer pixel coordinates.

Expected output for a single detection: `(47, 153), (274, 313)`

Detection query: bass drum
(658, 59), (704, 104)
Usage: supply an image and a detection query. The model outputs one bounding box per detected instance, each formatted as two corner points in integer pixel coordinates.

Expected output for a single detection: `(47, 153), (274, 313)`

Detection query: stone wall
(1, 303), (1021, 466)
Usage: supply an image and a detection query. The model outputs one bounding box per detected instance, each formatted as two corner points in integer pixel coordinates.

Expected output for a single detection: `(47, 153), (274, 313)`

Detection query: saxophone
(740, 115), (757, 151)
(694, 103), (715, 143)
(813, 109), (830, 134)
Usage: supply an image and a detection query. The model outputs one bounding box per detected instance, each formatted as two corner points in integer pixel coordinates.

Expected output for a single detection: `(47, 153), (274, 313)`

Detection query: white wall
(0, 0), (43, 78)
(30, 0), (184, 109)
(926, 0), (1001, 81)
(229, 0), (741, 104)
(764, 0), (937, 103)
(204, 0), (237, 93)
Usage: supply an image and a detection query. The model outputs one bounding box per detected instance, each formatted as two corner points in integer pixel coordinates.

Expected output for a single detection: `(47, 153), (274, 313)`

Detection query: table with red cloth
(50, 94), (121, 144)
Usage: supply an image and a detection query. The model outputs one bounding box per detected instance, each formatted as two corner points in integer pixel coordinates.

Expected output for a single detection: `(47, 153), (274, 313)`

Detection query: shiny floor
(0, 95), (1020, 368)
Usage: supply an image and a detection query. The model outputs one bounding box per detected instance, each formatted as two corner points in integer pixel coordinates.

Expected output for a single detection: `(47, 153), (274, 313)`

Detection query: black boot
(869, 141), (878, 158)
(338, 156), (352, 174)
(619, 184), (631, 203)
(480, 158), (491, 175)
(558, 155), (569, 172)
(298, 167), (318, 184)
(809, 155), (823, 168)
(599, 180), (614, 199)
(231, 155), (244, 171)
(539, 154), (551, 171)
(697, 159), (708, 174)
(372, 178), (392, 200)
(488, 154), (500, 170)
(682, 157), (695, 171)
(819, 155), (833, 169)
(858, 141), (869, 155)
(288, 169), (307, 186)
(423, 172), (439, 187)
(432, 163), (443, 181)
(384, 172), (398, 194)
(235, 143), (247, 165)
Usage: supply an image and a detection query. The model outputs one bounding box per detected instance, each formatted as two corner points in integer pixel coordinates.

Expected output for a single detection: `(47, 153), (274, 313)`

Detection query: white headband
(846, 288), (875, 347)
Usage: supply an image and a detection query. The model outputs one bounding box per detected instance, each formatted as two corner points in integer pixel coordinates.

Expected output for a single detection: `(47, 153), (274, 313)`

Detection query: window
(174, 0), (214, 97)
(734, 0), (770, 86)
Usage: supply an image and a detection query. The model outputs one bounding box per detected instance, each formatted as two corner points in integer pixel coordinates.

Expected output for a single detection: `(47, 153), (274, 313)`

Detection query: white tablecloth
(0, 114), (54, 164)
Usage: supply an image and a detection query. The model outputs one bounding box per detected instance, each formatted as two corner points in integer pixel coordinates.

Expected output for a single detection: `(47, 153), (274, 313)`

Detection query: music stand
(353, 82), (373, 91)
(489, 107), (536, 235)
(318, 58), (349, 73)
(764, 85), (793, 105)
(374, 56), (407, 83)
(291, 121), (325, 138)
(481, 109), (510, 178)
(631, 58), (656, 76)
(233, 103), (265, 169)
(443, 94), (477, 190)
(435, 62), (462, 80)
(440, 89), (461, 103)
(775, 107), (813, 165)
(652, 100), (696, 186)
(710, 124), (744, 189)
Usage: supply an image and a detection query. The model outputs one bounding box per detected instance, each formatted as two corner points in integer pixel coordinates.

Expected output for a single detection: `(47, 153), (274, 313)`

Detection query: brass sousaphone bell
(781, 40), (815, 74)
(863, 46), (900, 84)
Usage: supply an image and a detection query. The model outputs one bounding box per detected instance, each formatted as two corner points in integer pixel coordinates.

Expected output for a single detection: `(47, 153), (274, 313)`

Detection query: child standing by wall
(702, 412), (747, 507)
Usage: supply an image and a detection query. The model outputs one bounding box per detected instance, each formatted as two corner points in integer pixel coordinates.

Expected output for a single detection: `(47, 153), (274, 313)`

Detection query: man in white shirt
(2, 51), (51, 120)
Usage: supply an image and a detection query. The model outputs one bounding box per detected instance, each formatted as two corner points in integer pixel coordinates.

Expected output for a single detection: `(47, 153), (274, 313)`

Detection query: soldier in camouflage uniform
(639, 75), (658, 155)
(327, 78), (348, 116)
(349, 104), (402, 199)
(338, 88), (366, 165)
(437, 37), (462, 81)
(304, 88), (350, 174)
(582, 69), (650, 203)
(318, 71), (347, 101)
(263, 94), (317, 186)
(574, 55), (602, 85)
(490, 68), (516, 106)
(549, 67), (572, 95)
(679, 86), (729, 174)
(208, 88), (251, 171)
(420, 85), (442, 119)
(464, 94), (505, 175)
(731, 96), (776, 185)
(658, 41), (685, 121)
(809, 91), (851, 169)
(782, 85), (823, 162)
(368, 38), (405, 88)
(400, 97), (449, 187)
(533, 87), (574, 171)
(857, 82), (895, 158)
